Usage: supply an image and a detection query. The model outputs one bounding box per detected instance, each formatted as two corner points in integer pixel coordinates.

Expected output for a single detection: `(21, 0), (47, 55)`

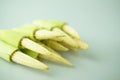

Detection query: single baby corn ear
(12, 51), (49, 70)
(0, 40), (48, 70)
(39, 43), (73, 66)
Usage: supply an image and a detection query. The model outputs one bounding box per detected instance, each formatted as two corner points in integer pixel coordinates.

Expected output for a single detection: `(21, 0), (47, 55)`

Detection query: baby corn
(0, 20), (88, 71)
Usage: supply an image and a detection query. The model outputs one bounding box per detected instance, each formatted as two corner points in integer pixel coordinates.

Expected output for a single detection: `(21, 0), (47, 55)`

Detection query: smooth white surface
(0, 0), (120, 80)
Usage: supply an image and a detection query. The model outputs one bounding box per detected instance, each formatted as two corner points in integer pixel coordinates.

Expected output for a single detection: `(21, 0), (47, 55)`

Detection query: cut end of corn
(12, 51), (49, 70)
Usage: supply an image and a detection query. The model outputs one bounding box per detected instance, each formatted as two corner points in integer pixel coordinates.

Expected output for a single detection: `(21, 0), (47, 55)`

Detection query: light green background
(0, 0), (120, 80)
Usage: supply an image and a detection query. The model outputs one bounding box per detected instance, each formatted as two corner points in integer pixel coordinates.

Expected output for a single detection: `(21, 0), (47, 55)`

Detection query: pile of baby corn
(0, 20), (88, 70)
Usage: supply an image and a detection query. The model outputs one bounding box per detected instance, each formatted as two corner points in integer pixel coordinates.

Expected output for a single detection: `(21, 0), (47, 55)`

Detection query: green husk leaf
(21, 49), (39, 59)
(0, 30), (25, 48)
(13, 24), (37, 39)
(0, 40), (16, 61)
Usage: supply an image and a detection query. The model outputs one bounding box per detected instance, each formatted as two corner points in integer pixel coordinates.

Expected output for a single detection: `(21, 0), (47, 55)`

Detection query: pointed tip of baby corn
(63, 25), (80, 39)
(58, 56), (73, 66)
(42, 45), (73, 66)
(77, 40), (88, 50)
(12, 51), (49, 70)
(80, 42), (88, 50)
(41, 52), (73, 66)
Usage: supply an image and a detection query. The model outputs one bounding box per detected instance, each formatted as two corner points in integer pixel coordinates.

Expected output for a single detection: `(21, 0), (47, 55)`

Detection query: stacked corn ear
(0, 20), (88, 70)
